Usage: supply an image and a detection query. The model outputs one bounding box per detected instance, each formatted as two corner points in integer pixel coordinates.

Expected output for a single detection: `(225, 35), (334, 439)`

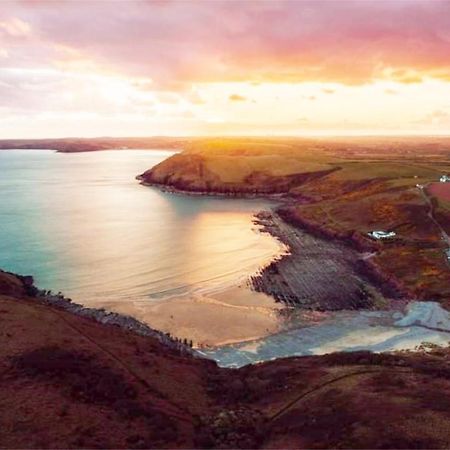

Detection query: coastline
(7, 271), (196, 356)
(4, 267), (450, 449)
(140, 180), (414, 314)
(3, 155), (420, 358)
(96, 286), (286, 349)
(249, 211), (381, 311)
(136, 176), (289, 200)
(2, 149), (289, 351)
(268, 207), (414, 302)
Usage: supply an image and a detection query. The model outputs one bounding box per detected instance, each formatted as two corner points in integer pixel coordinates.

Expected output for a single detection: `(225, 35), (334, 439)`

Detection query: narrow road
(420, 184), (450, 246)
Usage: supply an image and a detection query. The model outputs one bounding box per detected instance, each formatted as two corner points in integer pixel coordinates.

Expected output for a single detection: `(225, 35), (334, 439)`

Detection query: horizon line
(2, 133), (450, 141)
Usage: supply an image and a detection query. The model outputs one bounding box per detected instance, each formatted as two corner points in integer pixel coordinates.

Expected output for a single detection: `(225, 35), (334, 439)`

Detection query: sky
(1, 0), (450, 138)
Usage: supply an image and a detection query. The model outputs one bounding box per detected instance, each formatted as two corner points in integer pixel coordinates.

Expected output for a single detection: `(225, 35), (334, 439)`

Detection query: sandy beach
(97, 285), (285, 347)
(94, 207), (391, 347)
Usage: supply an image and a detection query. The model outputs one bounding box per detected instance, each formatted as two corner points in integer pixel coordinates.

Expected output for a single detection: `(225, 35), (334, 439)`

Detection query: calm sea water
(0, 150), (281, 305)
(2, 149), (449, 364)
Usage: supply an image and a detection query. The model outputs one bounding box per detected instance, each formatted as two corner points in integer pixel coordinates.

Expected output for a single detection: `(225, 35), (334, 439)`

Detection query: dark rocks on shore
(249, 211), (383, 311)
(276, 207), (379, 253)
(6, 273), (196, 357)
(37, 290), (196, 355)
(0, 270), (38, 298)
(274, 208), (414, 301)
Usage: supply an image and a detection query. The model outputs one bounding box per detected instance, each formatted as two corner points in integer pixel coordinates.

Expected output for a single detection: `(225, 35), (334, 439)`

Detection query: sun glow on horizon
(1, 0), (450, 138)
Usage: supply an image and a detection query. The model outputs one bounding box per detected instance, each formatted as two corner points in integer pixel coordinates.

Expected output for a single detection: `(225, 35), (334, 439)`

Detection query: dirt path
(421, 184), (450, 246)
(30, 301), (193, 423)
(419, 184), (450, 271)
(269, 366), (413, 423)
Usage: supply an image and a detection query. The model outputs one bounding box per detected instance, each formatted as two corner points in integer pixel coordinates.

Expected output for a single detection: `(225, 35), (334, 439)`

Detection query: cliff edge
(2, 270), (450, 448)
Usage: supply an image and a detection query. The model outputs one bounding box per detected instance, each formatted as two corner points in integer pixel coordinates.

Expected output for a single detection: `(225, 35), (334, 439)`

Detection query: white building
(368, 230), (397, 240)
(440, 175), (450, 183)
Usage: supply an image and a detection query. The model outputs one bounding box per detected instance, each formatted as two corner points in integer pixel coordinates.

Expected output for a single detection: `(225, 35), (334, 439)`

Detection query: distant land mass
(0, 137), (191, 152)
(2, 135), (450, 154)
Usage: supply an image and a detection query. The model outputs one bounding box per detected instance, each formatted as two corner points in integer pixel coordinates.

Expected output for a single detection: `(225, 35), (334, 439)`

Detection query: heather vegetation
(3, 271), (450, 449)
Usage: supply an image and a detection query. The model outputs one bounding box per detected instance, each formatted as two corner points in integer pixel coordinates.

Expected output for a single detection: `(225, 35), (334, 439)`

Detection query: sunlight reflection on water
(0, 149), (282, 305)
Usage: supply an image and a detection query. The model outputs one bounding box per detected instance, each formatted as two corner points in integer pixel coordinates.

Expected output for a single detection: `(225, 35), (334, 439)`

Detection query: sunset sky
(1, 0), (450, 138)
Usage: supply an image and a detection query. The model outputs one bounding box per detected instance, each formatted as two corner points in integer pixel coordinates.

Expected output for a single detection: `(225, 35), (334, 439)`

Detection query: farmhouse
(368, 230), (397, 240)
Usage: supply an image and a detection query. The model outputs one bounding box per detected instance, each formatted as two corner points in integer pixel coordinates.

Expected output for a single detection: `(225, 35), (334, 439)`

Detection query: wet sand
(201, 301), (450, 368)
(96, 208), (386, 347)
(97, 286), (284, 348)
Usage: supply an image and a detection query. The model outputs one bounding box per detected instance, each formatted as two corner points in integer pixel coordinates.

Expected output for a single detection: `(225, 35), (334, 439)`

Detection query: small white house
(440, 175), (450, 183)
(368, 230), (397, 240)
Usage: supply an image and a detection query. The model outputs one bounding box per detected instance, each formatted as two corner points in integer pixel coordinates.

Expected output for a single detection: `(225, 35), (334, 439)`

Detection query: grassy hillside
(139, 137), (450, 306)
(3, 270), (450, 449)
(282, 158), (450, 305)
(139, 138), (337, 194)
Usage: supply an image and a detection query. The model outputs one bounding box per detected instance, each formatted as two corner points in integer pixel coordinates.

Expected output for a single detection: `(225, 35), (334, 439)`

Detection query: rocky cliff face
(139, 153), (221, 192)
(0, 270), (35, 297)
(138, 152), (336, 195)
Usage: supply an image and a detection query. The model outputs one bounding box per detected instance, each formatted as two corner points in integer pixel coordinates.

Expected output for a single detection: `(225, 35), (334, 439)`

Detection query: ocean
(0, 149), (281, 304)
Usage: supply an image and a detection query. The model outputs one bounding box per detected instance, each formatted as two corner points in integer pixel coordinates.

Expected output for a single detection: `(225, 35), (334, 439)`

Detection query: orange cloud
(229, 94), (247, 101)
(2, 0), (450, 88)
(2, 0), (450, 137)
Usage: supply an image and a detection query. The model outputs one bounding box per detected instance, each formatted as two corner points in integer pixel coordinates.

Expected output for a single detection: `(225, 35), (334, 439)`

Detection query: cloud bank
(1, 0), (450, 136)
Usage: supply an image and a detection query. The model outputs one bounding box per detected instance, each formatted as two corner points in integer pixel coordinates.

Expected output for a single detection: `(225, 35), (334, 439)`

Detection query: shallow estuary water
(1, 149), (450, 364)
(203, 301), (450, 367)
